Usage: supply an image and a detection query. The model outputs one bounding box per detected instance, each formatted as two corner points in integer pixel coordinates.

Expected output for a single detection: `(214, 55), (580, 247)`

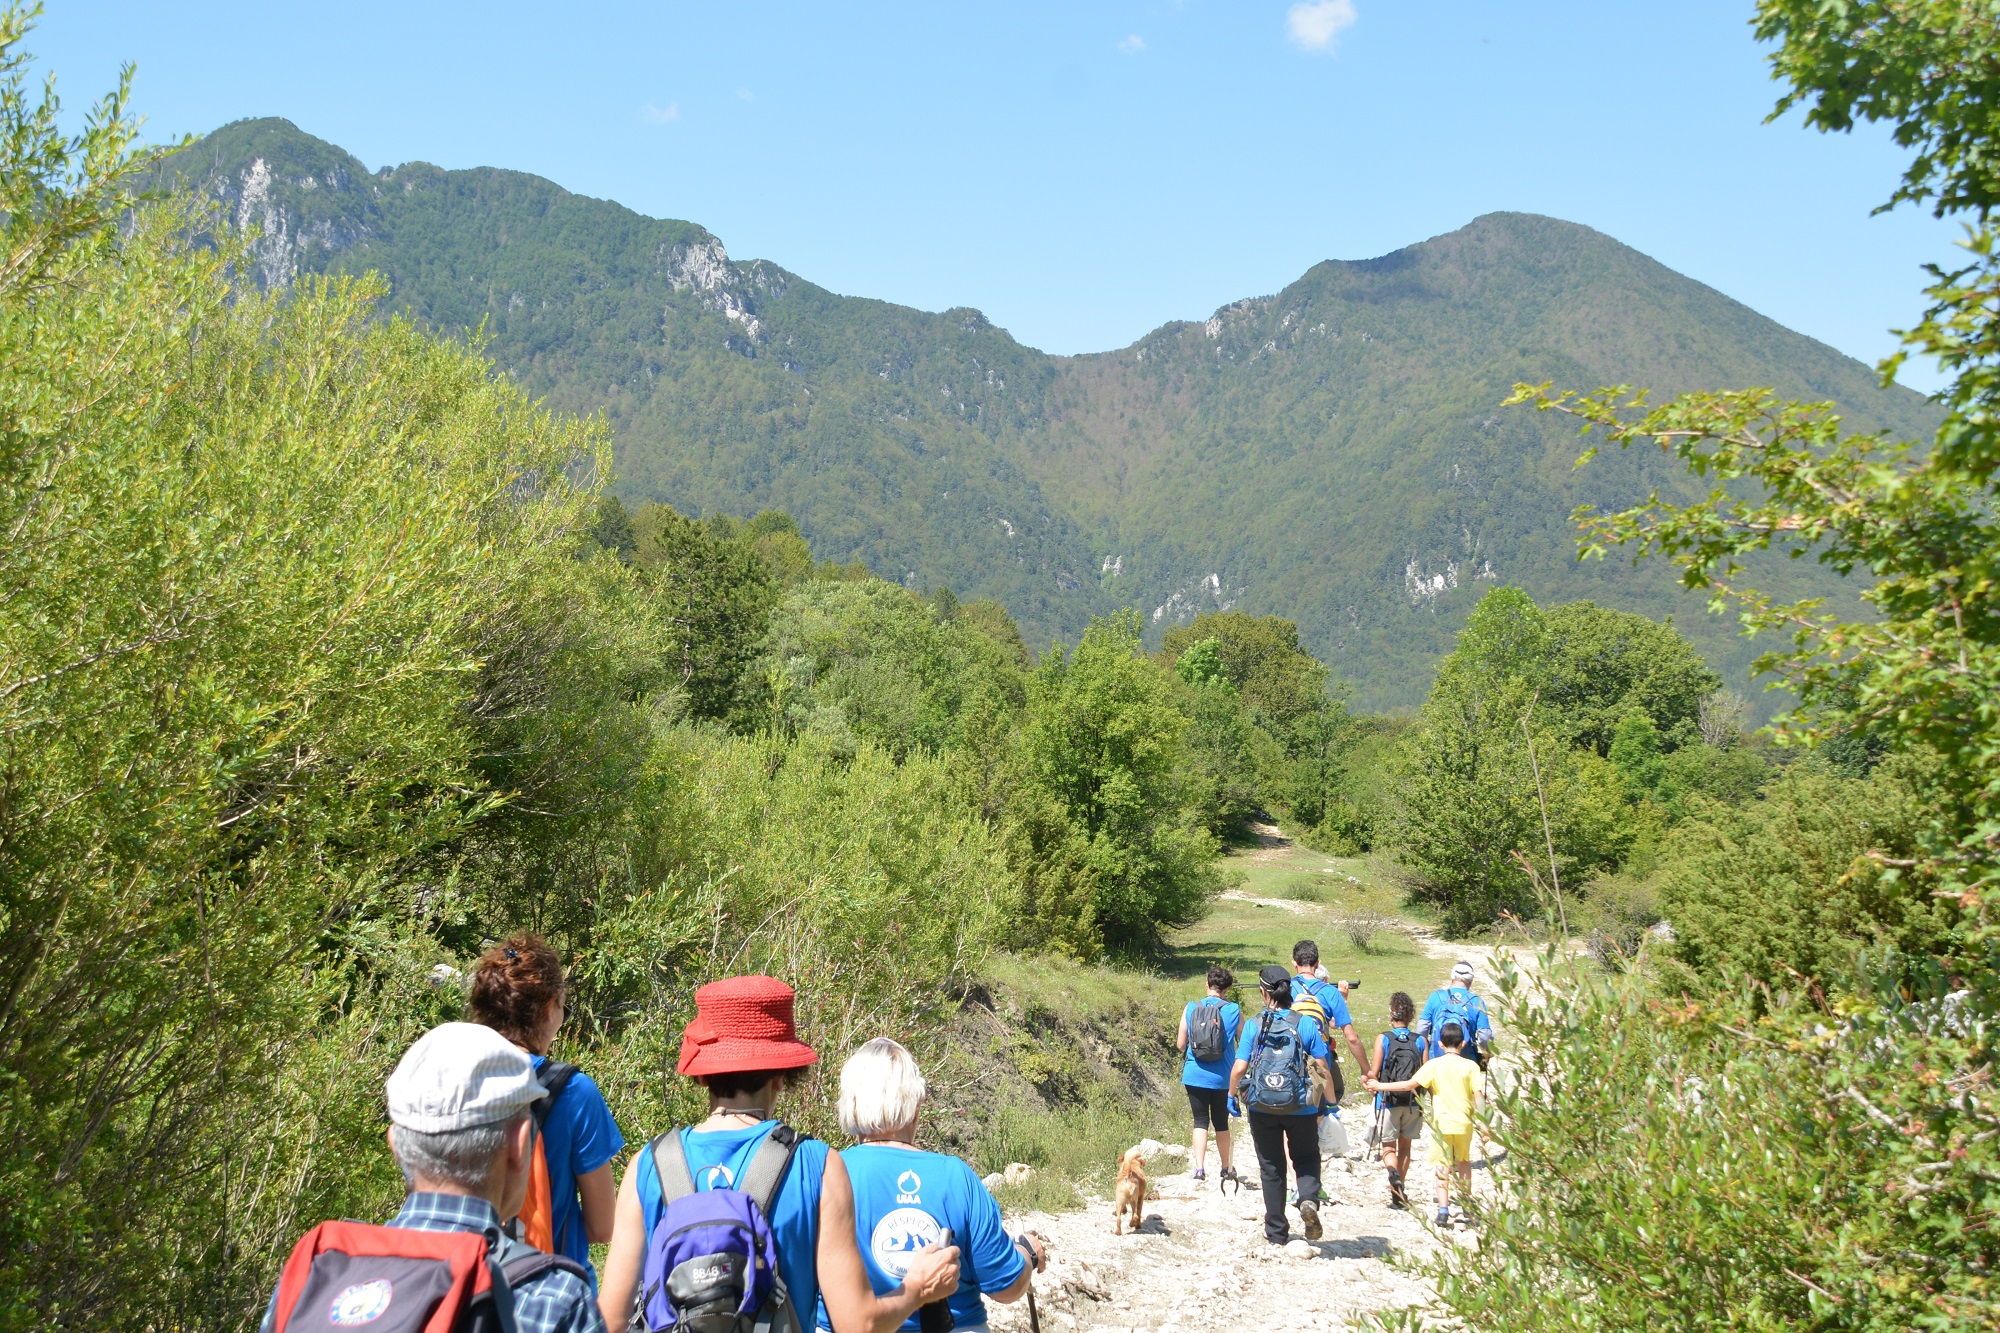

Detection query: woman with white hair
(818, 1038), (1046, 1331)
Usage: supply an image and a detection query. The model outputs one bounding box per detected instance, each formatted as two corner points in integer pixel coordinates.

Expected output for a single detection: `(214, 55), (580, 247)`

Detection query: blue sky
(50, 0), (1958, 385)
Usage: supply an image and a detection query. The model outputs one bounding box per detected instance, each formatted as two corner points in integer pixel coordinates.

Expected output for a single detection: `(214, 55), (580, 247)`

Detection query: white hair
(838, 1037), (926, 1139)
(389, 1114), (521, 1191)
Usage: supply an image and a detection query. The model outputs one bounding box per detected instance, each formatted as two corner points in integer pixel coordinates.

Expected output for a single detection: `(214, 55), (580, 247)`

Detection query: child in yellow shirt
(1364, 1019), (1482, 1226)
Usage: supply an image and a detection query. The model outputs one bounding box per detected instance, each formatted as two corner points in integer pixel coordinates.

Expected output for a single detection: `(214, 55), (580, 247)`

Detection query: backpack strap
(651, 1130), (697, 1202)
(738, 1123), (804, 1217)
(501, 1249), (591, 1287)
(533, 1061), (580, 1129)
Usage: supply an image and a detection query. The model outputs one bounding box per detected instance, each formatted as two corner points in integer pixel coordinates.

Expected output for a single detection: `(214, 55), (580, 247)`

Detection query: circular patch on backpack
(869, 1206), (943, 1280)
(328, 1279), (393, 1326)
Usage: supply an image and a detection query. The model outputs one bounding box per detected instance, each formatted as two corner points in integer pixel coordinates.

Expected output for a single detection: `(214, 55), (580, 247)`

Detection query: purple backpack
(638, 1123), (805, 1333)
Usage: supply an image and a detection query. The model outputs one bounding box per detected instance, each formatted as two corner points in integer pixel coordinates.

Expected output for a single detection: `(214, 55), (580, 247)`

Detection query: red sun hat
(677, 975), (819, 1077)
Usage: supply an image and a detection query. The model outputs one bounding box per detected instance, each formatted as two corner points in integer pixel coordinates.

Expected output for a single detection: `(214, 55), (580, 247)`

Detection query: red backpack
(268, 1219), (585, 1332)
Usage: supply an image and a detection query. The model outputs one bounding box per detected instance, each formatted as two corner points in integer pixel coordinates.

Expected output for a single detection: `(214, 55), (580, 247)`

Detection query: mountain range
(164, 118), (1939, 711)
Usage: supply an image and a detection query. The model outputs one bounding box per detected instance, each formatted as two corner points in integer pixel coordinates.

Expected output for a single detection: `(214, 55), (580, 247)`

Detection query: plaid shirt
(260, 1192), (606, 1333)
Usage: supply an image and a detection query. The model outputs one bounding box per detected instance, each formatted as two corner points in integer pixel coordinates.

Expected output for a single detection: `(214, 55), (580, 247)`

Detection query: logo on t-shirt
(869, 1207), (943, 1279)
(895, 1170), (922, 1203)
(701, 1164), (736, 1190)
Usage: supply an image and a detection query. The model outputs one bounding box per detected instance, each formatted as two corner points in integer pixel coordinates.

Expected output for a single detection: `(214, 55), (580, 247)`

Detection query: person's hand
(1336, 979), (1352, 996)
(902, 1241), (961, 1304)
(1362, 1077), (1379, 1091)
(1015, 1231), (1047, 1273)
(1227, 1094), (1242, 1118)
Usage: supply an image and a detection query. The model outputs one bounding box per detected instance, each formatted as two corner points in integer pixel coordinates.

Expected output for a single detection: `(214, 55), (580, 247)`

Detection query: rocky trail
(987, 1129), (1496, 1332)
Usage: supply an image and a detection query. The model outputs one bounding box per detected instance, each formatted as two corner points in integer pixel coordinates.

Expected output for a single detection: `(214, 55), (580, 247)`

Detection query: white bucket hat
(385, 1022), (546, 1133)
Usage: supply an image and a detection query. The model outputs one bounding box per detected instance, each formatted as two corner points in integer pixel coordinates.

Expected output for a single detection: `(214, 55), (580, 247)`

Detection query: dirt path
(971, 820), (1533, 1331)
(988, 1129), (1492, 1332)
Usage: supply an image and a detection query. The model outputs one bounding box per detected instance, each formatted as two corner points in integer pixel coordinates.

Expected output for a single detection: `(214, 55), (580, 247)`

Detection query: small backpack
(269, 1219), (586, 1333)
(1186, 999), (1227, 1063)
(1377, 1029), (1424, 1108)
(1290, 980), (1344, 1100)
(1244, 1010), (1316, 1115)
(511, 1060), (579, 1254)
(638, 1123), (806, 1333)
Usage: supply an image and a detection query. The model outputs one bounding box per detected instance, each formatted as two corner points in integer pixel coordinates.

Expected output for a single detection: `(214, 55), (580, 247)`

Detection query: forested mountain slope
(167, 119), (1937, 709)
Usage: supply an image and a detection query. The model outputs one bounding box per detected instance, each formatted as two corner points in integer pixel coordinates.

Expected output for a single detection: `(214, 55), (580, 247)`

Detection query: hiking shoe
(1193, 1168), (1206, 1184)
(1435, 1206), (1451, 1227)
(1299, 1199), (1323, 1241)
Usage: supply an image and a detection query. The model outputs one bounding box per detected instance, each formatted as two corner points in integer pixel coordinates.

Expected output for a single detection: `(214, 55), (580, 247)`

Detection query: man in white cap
(1415, 961), (1494, 1067)
(260, 1022), (607, 1332)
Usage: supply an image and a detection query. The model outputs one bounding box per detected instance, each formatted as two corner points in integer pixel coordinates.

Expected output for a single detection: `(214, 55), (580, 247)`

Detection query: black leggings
(1186, 1085), (1230, 1133)
(1247, 1111), (1322, 1242)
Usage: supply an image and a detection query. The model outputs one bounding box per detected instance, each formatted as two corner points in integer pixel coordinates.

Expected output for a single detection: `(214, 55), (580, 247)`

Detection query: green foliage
(630, 501), (778, 722)
(1017, 612), (1222, 952)
(1383, 588), (1669, 933)
(1378, 955), (2000, 1332)
(1657, 765), (1957, 988)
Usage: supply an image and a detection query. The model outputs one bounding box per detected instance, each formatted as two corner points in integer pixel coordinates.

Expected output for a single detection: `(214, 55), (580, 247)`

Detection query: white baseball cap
(385, 1022), (546, 1133)
(1450, 961), (1475, 983)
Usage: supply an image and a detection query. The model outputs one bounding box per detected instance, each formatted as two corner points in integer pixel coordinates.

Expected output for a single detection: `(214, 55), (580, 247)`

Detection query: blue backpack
(1245, 1010), (1313, 1114)
(638, 1124), (806, 1333)
(1433, 987), (1486, 1061)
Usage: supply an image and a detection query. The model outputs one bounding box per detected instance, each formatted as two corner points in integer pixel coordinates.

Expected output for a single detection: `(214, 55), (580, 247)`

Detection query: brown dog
(1113, 1146), (1147, 1235)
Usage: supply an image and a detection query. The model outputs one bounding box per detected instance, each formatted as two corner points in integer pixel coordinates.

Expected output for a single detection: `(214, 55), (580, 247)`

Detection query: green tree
(1017, 611), (1220, 952)
(632, 501), (778, 721)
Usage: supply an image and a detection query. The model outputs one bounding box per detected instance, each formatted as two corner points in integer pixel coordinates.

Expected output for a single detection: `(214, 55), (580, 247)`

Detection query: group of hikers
(1176, 941), (1492, 1242)
(261, 935), (1040, 1333)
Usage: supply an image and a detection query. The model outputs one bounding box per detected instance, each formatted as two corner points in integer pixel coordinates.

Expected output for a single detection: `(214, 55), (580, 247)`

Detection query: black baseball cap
(1258, 964), (1292, 990)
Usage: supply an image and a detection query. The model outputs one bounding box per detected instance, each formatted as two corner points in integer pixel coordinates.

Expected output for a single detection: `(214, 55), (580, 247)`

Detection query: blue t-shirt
(1416, 986), (1493, 1059)
(1234, 1007), (1330, 1116)
(530, 1055), (625, 1289)
(1291, 974), (1354, 1030)
(1180, 997), (1243, 1090)
(637, 1121), (829, 1323)
(814, 1145), (1022, 1331)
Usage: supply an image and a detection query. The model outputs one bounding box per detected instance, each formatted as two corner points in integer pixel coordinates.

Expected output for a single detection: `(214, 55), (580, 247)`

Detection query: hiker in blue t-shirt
(1228, 965), (1334, 1245)
(1417, 961), (1495, 1064)
(469, 935), (625, 1289)
(598, 976), (961, 1333)
(1288, 939), (1371, 1074)
(817, 1038), (1046, 1331)
(1176, 963), (1242, 1190)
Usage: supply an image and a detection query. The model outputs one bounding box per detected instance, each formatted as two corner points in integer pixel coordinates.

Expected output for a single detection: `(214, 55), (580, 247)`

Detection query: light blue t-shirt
(530, 1055), (625, 1289)
(1180, 997), (1243, 1090)
(637, 1121), (828, 1322)
(814, 1145), (1023, 1331)
(1291, 974), (1354, 1030)
(1416, 986), (1493, 1059)
(1234, 1007), (1330, 1116)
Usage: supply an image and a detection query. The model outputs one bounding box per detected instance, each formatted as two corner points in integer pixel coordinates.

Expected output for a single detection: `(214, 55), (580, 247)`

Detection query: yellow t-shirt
(1413, 1052), (1482, 1134)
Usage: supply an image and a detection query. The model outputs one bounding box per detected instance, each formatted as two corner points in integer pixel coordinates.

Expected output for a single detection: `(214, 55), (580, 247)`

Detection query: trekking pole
(1026, 1280), (1041, 1333)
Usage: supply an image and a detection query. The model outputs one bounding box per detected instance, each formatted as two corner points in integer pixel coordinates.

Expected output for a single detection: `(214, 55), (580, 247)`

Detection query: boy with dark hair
(1366, 1019), (1483, 1228)
(1368, 991), (1424, 1208)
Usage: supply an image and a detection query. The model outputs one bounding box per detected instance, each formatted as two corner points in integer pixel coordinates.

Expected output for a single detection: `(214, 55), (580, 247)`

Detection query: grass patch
(972, 1095), (1188, 1212)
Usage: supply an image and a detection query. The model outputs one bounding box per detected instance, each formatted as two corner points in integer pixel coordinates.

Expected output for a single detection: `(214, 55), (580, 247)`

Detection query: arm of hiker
(596, 1155), (648, 1333)
(818, 1150), (960, 1333)
(1226, 1058), (1248, 1100)
(990, 1232), (1047, 1304)
(1176, 1006), (1189, 1053)
(578, 1161), (617, 1244)
(1340, 1022), (1369, 1071)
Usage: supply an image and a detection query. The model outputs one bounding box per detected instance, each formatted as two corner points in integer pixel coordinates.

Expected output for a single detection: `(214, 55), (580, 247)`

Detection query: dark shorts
(1186, 1085), (1230, 1132)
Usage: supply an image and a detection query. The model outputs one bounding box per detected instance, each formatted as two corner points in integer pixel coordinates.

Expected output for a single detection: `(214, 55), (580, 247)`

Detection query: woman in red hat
(597, 976), (960, 1333)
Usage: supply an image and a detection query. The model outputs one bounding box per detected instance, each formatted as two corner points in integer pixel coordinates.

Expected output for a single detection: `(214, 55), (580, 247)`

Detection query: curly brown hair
(467, 933), (564, 1049)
